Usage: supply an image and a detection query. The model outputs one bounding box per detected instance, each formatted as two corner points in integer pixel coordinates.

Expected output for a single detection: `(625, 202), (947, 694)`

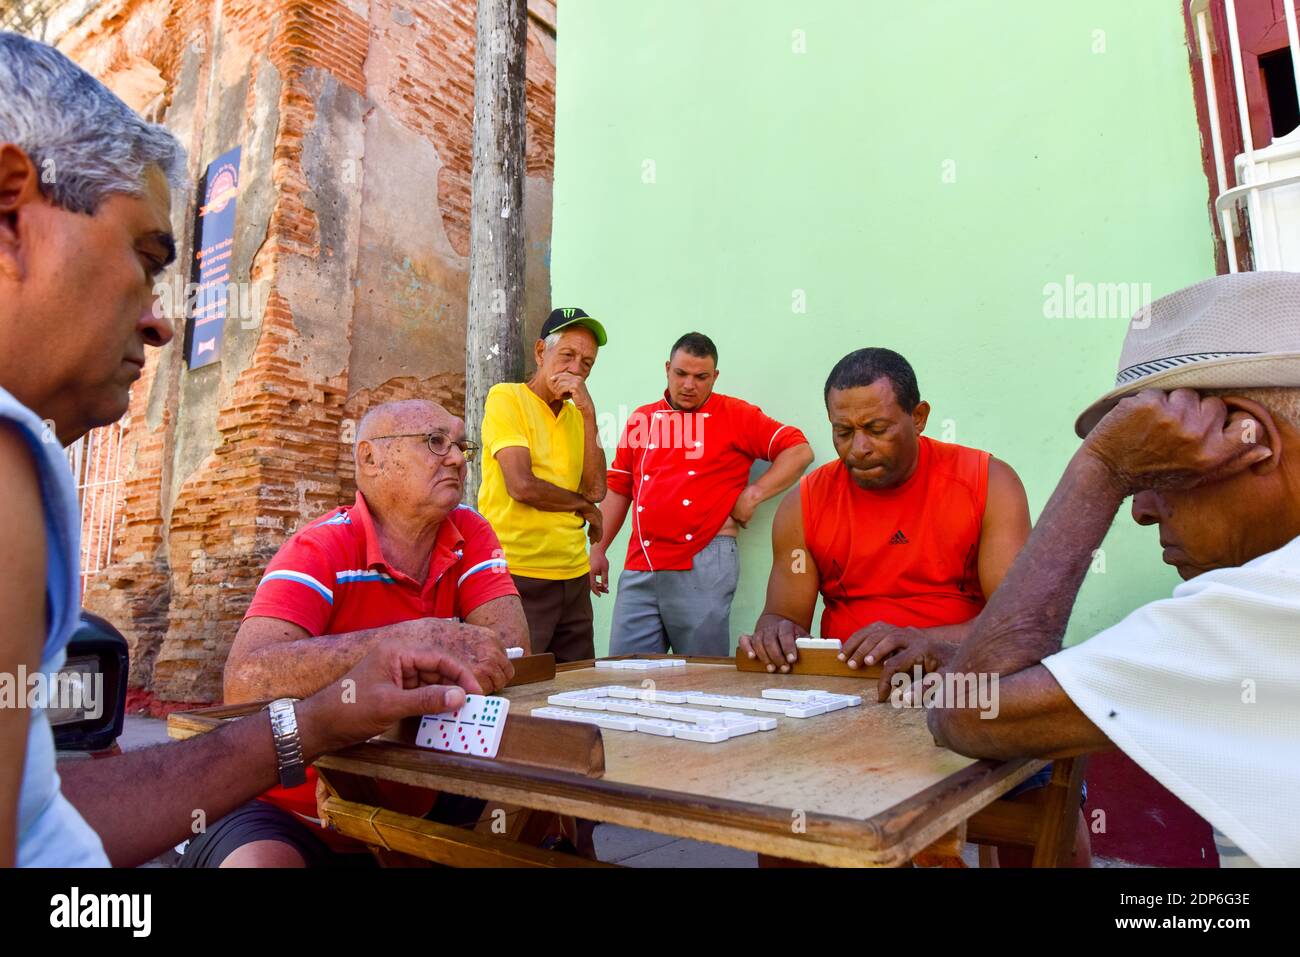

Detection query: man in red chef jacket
(590, 333), (813, 656)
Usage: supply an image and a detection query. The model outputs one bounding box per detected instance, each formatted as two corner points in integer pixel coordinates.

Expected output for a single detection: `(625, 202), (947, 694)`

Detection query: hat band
(1114, 351), (1258, 387)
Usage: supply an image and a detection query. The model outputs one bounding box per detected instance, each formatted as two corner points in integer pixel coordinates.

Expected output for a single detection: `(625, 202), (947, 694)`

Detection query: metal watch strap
(267, 697), (307, 788)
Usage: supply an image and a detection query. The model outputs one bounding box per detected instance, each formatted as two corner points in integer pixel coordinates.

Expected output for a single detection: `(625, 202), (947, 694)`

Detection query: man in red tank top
(740, 348), (1032, 697)
(741, 350), (1092, 867)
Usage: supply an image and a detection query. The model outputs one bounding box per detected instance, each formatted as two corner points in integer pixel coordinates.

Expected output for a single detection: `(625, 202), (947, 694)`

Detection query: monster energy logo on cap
(541, 306), (608, 347)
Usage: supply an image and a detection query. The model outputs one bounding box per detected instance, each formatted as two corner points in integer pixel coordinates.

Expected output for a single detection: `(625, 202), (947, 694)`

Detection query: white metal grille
(65, 420), (127, 596)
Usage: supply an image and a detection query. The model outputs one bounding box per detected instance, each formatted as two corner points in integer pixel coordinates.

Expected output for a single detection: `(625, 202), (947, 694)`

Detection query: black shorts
(177, 793), (488, 867)
(177, 800), (373, 869)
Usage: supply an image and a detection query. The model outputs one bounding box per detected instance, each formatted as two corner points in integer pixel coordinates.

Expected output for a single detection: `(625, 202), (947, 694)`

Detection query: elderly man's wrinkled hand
(551, 372), (594, 413)
(382, 618), (513, 693)
(1083, 388), (1272, 494)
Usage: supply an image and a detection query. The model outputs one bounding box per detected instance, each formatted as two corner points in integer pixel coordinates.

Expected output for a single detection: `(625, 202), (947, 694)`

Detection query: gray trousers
(608, 535), (740, 657)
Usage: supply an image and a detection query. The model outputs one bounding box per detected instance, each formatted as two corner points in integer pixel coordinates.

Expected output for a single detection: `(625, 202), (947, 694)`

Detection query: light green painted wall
(550, 0), (1216, 654)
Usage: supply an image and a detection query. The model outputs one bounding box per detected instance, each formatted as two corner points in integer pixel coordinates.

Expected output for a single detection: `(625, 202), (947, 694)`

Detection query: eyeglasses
(368, 432), (479, 462)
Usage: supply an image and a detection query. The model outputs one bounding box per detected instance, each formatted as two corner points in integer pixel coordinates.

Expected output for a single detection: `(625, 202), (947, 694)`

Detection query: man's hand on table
(839, 622), (957, 702)
(296, 636), (487, 757)
(739, 614), (810, 672)
(379, 617), (513, 693)
(1083, 388), (1271, 494)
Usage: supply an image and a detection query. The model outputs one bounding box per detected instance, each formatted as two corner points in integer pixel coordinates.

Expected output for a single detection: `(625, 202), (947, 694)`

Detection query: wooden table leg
(1031, 756), (1088, 868)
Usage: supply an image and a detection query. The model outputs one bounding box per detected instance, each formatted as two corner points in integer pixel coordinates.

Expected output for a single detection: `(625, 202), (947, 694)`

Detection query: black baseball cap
(541, 307), (607, 347)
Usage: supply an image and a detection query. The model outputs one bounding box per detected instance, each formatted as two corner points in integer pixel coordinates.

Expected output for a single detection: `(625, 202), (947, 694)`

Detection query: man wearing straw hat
(926, 271), (1300, 867)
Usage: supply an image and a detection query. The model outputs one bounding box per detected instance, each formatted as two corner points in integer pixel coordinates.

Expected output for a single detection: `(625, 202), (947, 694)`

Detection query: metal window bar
(65, 421), (127, 597)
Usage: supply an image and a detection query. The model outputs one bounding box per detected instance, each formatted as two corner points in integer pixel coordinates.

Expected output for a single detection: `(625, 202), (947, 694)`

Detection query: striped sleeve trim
(766, 424), (791, 459)
(335, 569), (397, 584)
(259, 570), (334, 604)
(457, 558), (509, 588)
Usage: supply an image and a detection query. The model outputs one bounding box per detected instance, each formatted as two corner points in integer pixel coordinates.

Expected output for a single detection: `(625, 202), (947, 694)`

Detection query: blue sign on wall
(187, 145), (242, 369)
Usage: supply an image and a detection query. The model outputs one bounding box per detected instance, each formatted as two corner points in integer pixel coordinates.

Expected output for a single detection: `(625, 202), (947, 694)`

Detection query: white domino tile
(672, 724), (731, 743)
(784, 703), (828, 718)
(506, 646), (525, 659)
(595, 715), (640, 731)
(604, 700), (643, 714)
(794, 637), (843, 650)
(594, 658), (688, 671)
(633, 718), (679, 737)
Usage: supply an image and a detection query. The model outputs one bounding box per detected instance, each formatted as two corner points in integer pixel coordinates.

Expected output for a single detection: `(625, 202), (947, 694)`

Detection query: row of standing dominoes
(681, 689), (861, 718)
(547, 685), (861, 719)
(594, 658), (688, 670)
(544, 693), (779, 730)
(548, 685), (693, 706)
(531, 706), (766, 743)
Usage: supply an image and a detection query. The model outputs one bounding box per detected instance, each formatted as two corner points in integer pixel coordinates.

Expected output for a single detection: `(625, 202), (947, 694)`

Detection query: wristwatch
(266, 698), (307, 788)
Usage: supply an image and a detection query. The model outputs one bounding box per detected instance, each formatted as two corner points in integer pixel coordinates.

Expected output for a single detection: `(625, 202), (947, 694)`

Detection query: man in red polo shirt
(591, 332), (813, 656)
(179, 399), (527, 867)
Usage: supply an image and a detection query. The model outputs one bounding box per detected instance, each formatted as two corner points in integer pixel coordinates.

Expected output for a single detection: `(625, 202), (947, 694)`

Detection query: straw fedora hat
(1075, 271), (1300, 437)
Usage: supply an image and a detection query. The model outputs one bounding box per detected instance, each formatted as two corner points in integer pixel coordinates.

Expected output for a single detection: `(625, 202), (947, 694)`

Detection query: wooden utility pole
(465, 0), (529, 502)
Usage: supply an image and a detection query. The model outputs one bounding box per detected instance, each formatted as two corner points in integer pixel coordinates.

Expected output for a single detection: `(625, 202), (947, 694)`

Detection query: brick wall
(36, 0), (556, 706)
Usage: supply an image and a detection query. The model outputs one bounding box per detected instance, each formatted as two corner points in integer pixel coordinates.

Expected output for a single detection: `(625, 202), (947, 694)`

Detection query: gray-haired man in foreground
(0, 32), (508, 867)
(926, 272), (1300, 867)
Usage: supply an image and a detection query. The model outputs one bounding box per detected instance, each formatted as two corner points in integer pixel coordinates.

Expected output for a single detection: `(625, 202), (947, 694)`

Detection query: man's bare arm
(739, 489), (821, 670)
(224, 614), (512, 704)
(62, 702), (284, 866)
(929, 665), (1113, 760)
(463, 594), (530, 655)
(63, 641), (486, 868)
(753, 443), (814, 501)
(0, 426), (47, 867)
(945, 451), (1127, 680)
(593, 489), (631, 551)
(577, 405), (607, 503)
(730, 443), (814, 526)
(976, 456), (1033, 599)
(933, 390), (1270, 752)
(496, 446), (596, 514)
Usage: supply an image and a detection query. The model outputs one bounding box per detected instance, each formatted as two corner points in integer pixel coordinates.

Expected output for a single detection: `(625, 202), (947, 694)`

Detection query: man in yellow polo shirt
(479, 307), (607, 661)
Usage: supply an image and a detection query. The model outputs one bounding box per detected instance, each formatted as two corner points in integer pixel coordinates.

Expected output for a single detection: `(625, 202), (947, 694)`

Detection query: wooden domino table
(171, 654), (1069, 867)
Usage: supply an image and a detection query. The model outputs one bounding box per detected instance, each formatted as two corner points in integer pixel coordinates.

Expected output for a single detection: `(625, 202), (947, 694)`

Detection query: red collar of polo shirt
(659, 389), (716, 414)
(348, 491), (467, 587)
